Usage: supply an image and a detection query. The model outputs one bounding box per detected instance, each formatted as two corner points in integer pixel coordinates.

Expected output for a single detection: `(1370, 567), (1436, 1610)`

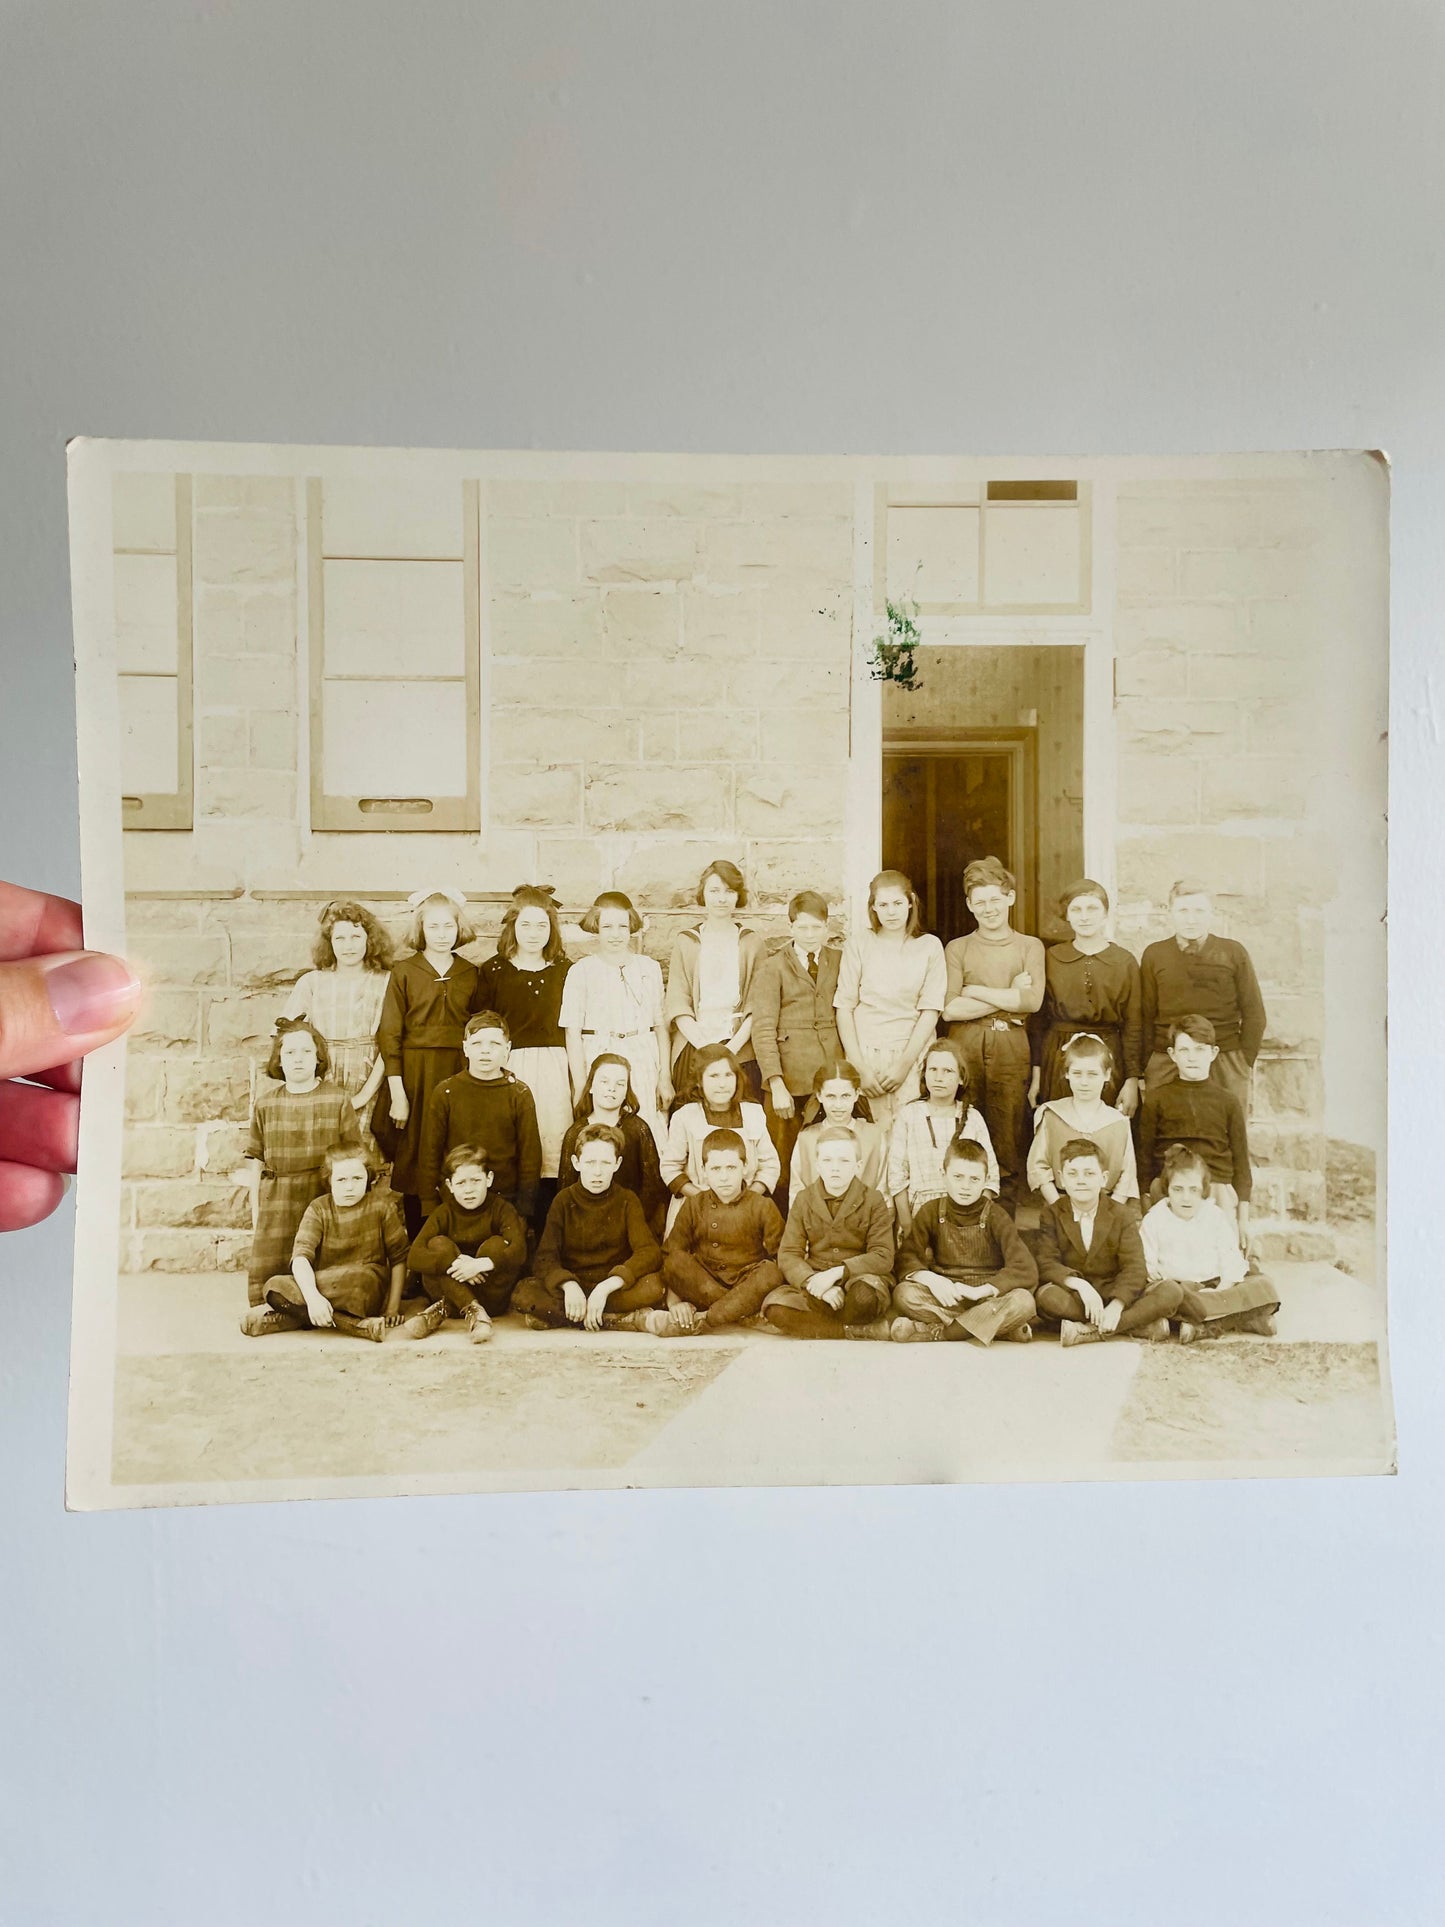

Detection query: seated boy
(419, 1011), (542, 1222)
(762, 1125), (895, 1340)
(242, 1148), (406, 1342)
(1035, 1138), (1180, 1347)
(892, 1136), (1037, 1345)
(662, 1128), (786, 1333)
(1141, 1144), (1279, 1341)
(512, 1123), (667, 1332)
(402, 1143), (529, 1344)
(1138, 1015), (1253, 1251)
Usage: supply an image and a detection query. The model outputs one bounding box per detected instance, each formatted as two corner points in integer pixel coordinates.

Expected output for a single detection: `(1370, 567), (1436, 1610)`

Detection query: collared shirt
(1071, 1206), (1098, 1250)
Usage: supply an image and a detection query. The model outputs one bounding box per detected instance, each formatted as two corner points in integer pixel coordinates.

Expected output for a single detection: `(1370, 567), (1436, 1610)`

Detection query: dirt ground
(109, 1258), (1394, 1495)
(1112, 1340), (1386, 1463)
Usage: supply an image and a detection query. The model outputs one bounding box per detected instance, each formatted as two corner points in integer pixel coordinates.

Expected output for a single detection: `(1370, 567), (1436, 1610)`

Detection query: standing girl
(560, 891), (673, 1144)
(660, 1043), (780, 1227)
(557, 1053), (669, 1236)
(282, 900), (392, 1149)
(665, 859), (766, 1106)
(1030, 878), (1143, 1115)
(887, 1036), (1000, 1233)
(474, 885), (573, 1225)
(245, 1018), (362, 1305)
(1027, 1032), (1140, 1211)
(834, 869), (947, 1141)
(376, 887), (480, 1238)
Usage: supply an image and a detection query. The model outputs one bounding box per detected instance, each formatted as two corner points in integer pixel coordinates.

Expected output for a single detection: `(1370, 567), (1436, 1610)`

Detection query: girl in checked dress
(282, 900), (392, 1150)
(244, 1018), (362, 1306)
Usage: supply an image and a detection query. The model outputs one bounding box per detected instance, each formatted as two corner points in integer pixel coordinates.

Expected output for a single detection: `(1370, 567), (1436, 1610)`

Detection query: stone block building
(106, 450), (1386, 1272)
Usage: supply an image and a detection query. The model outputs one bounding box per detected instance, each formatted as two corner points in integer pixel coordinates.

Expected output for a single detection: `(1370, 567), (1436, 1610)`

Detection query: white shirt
(1141, 1198), (1247, 1287)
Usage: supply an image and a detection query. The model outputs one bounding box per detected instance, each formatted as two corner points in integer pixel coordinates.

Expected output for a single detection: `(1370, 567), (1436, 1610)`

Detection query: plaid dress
(246, 1081), (362, 1303)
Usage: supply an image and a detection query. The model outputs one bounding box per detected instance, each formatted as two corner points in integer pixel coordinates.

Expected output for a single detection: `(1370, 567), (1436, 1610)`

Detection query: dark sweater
(418, 1070), (542, 1215)
(778, 1178), (895, 1288)
(1140, 934), (1267, 1060)
(896, 1195), (1037, 1293)
(667, 1188), (785, 1282)
(1138, 1076), (1252, 1198)
(557, 1112), (668, 1234)
(533, 1182), (661, 1291)
(1036, 1195), (1148, 1304)
(408, 1194), (528, 1278)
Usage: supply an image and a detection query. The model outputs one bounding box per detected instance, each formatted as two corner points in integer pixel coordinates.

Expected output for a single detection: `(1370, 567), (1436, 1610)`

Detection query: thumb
(0, 951), (144, 1082)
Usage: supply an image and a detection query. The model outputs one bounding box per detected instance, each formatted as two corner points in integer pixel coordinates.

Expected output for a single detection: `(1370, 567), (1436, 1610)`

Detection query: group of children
(240, 861), (1280, 1352)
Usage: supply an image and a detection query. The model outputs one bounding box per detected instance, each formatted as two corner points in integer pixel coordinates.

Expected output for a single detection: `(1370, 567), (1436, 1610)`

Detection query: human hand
(1099, 1298), (1123, 1335)
(304, 1292), (336, 1328)
(1073, 1278), (1106, 1327)
(817, 1283), (845, 1311)
(1116, 1077), (1140, 1120)
(769, 1079), (795, 1120)
(563, 1281), (587, 1324)
(960, 1281), (999, 1303)
(1010, 970), (1034, 991)
(448, 1256), (485, 1284)
(1027, 1068), (1041, 1108)
(928, 1274), (964, 1309)
(584, 1279), (618, 1330)
(810, 1265), (846, 1293)
(656, 1073), (674, 1109)
(391, 1093), (410, 1127)
(0, 881), (143, 1231)
(350, 1093), (367, 1113)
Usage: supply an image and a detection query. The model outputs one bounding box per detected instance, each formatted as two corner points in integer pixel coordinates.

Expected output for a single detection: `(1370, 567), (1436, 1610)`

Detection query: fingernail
(45, 952), (143, 1035)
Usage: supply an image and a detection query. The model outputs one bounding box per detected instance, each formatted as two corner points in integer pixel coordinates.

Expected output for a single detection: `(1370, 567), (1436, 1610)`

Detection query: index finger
(0, 881), (84, 962)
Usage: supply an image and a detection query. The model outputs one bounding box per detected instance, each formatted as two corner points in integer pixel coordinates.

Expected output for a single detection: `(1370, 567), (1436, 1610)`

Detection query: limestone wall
(1111, 467), (1386, 1256)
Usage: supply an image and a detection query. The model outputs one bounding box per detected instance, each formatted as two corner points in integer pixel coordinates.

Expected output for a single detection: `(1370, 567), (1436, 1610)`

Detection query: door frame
(845, 476), (1117, 930)
(880, 728), (1039, 936)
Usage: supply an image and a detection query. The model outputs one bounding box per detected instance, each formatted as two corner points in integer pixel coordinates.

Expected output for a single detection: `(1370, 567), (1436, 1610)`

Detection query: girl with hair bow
(244, 1017), (362, 1306)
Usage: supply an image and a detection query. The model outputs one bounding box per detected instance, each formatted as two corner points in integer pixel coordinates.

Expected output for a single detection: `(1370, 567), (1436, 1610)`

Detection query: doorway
(883, 733), (1036, 940)
(880, 644), (1086, 946)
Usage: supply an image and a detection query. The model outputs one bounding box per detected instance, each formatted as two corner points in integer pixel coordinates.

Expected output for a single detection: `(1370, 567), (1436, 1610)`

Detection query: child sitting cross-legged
(891, 1135), (1038, 1344)
(511, 1123), (667, 1333)
(661, 1129), (786, 1334)
(401, 1143), (529, 1344)
(1141, 1144), (1280, 1342)
(242, 1147), (407, 1342)
(1035, 1139), (1180, 1347)
(762, 1125), (896, 1341)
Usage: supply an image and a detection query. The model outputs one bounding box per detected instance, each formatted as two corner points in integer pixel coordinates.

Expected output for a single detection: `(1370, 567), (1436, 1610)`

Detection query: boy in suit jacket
(746, 891), (843, 1210)
(1034, 1139), (1181, 1347)
(763, 1125), (895, 1340)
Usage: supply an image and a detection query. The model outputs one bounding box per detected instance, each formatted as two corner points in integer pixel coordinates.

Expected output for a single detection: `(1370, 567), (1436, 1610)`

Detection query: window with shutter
(307, 477), (480, 832)
(114, 473), (193, 830)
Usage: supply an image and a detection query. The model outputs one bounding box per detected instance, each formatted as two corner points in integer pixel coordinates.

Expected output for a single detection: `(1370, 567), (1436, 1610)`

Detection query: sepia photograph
(66, 440), (1391, 1507)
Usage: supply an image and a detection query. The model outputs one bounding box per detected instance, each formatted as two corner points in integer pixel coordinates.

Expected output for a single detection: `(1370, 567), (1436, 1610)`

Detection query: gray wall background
(2, 4), (1441, 1921)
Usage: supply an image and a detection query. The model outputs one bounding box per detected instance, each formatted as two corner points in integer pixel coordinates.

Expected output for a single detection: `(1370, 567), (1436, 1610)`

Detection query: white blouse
(661, 1101), (781, 1195)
